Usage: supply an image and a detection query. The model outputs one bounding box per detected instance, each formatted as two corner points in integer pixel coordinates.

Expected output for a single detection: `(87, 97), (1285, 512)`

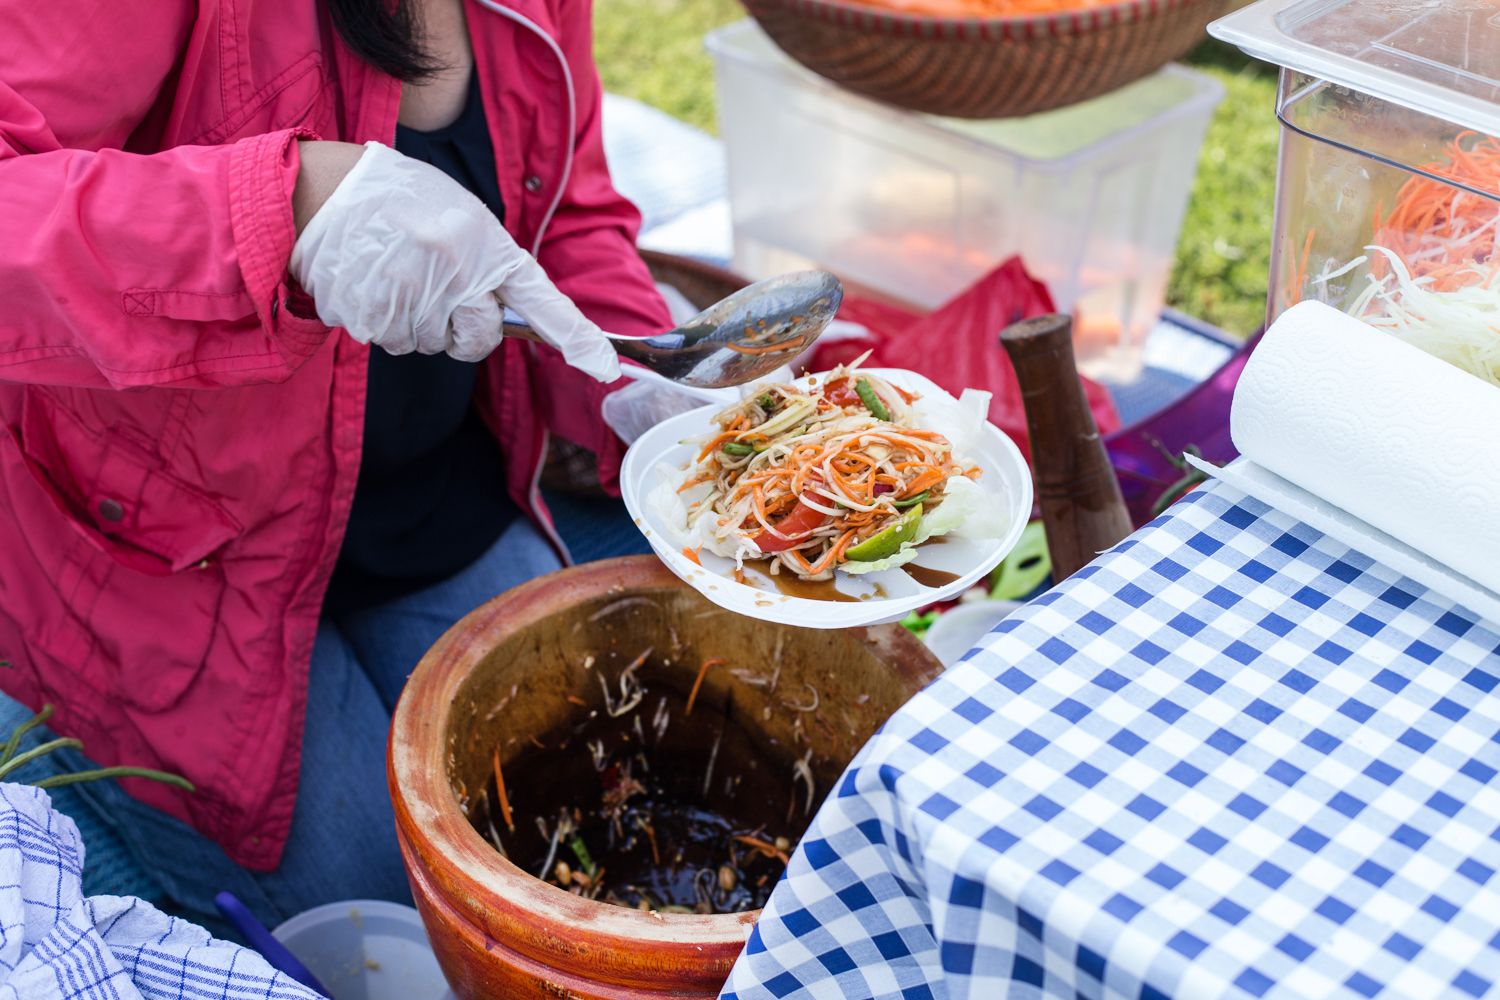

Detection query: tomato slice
(753, 498), (828, 552)
(822, 377), (860, 408)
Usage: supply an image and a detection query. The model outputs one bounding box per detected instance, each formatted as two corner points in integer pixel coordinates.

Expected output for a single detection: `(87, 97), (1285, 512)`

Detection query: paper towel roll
(1232, 300), (1500, 596)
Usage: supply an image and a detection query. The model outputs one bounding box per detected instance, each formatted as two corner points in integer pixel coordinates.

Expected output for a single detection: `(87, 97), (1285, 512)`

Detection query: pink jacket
(0, 0), (671, 869)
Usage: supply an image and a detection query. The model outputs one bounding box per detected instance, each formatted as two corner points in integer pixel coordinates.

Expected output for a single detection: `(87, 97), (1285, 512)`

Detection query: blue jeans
(55, 517), (562, 933)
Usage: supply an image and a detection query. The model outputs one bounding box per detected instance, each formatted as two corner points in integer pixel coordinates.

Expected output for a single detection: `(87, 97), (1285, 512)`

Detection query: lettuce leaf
(838, 546), (922, 575)
(911, 387), (992, 457)
(914, 475), (1010, 542)
(840, 477), (1010, 575)
(647, 464), (693, 549)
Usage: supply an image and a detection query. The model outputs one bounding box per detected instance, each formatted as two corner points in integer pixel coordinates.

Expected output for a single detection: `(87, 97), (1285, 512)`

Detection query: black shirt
(325, 73), (518, 615)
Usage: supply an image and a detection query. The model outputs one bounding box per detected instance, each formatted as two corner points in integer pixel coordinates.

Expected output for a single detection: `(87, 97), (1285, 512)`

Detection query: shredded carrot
(1286, 227), (1316, 307)
(492, 748), (515, 832)
(727, 339), (798, 355)
(733, 834), (790, 864)
(828, 466), (866, 502)
(751, 486), (771, 526)
(903, 468), (948, 497)
(566, 694), (587, 707)
(1368, 131), (1500, 294)
(696, 431), (741, 461)
(685, 656), (726, 716)
(783, 549), (817, 576)
(682, 546), (702, 566)
(807, 530), (857, 575)
(641, 820), (661, 866)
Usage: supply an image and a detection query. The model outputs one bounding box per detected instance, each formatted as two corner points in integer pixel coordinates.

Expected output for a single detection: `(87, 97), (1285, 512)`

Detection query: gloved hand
(602, 365), (808, 443)
(289, 141), (620, 381)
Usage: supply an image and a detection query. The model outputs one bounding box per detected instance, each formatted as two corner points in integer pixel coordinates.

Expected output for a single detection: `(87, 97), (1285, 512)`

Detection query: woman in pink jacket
(0, 0), (671, 927)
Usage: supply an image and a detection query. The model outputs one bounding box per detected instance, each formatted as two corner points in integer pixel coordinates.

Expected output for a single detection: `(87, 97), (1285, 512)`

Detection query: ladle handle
(502, 321), (543, 343)
(502, 314), (633, 345)
(501, 318), (725, 402)
(1000, 313), (1131, 581)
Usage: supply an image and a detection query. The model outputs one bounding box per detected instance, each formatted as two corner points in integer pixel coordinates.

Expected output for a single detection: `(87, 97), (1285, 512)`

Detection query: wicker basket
(738, 0), (1228, 119)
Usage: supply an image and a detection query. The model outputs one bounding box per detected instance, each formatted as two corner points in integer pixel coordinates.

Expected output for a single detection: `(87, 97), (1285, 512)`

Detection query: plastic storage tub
(1212, 0), (1500, 388)
(707, 20), (1223, 382)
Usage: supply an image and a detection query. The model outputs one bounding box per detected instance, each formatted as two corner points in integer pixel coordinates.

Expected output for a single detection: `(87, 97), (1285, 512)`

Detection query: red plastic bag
(808, 258), (1120, 463)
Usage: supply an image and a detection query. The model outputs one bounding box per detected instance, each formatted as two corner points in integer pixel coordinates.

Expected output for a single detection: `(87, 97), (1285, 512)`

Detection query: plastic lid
(1210, 0), (1500, 137)
(942, 68), (1218, 161)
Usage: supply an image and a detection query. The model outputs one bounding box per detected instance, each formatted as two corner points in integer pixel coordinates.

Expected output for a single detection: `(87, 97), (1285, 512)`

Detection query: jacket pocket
(13, 391), (242, 711)
(0, 424), (97, 683)
(191, 52), (327, 146)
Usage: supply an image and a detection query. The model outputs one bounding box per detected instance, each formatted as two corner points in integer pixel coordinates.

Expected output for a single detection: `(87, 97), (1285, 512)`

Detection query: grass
(593, 2), (1282, 337)
(593, 0), (741, 134)
(1167, 40), (1280, 337)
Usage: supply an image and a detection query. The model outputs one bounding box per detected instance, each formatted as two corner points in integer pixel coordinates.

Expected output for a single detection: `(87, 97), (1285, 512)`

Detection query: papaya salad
(659, 360), (1006, 581)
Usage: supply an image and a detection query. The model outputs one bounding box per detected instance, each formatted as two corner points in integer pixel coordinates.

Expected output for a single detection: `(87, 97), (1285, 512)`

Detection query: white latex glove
(601, 363), (799, 444)
(289, 141), (620, 381)
(602, 378), (715, 444)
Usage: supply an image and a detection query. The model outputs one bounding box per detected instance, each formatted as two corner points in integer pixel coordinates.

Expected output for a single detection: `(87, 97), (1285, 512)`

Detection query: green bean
(855, 379), (891, 421)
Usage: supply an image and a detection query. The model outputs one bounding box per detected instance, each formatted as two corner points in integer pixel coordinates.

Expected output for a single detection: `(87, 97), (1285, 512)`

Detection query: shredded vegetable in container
(1311, 132), (1500, 388)
(654, 357), (1005, 581)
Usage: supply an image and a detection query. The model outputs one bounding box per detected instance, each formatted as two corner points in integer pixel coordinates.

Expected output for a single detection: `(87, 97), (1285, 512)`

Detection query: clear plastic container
(706, 20), (1224, 382)
(1212, 0), (1500, 387)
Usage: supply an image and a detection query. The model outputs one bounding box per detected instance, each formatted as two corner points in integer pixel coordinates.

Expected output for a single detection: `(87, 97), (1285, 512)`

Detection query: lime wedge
(845, 507), (923, 563)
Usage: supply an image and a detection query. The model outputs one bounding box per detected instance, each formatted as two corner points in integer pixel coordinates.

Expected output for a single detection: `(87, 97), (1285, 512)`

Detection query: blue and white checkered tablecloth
(0, 783), (319, 1000)
(723, 482), (1500, 1000)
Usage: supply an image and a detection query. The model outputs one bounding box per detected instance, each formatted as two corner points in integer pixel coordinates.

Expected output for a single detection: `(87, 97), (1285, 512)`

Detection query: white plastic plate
(620, 368), (1033, 628)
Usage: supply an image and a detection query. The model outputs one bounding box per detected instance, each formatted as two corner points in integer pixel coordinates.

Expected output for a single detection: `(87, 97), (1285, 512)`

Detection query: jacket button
(524, 174), (543, 193)
(97, 499), (125, 523)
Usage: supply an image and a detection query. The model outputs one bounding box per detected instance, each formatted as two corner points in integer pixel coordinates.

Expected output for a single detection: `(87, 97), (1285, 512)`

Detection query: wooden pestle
(1001, 313), (1132, 581)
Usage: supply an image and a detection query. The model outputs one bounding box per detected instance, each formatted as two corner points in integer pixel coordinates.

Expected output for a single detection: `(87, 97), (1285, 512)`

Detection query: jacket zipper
(473, 0), (578, 563)
(471, 0), (576, 258)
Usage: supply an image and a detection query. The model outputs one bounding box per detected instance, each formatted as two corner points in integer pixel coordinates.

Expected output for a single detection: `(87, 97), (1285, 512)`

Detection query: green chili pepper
(722, 441), (755, 456)
(892, 490), (928, 509)
(855, 378), (891, 421)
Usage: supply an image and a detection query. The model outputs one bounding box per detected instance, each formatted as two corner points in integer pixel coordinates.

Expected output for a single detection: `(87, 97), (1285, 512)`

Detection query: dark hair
(325, 0), (441, 82)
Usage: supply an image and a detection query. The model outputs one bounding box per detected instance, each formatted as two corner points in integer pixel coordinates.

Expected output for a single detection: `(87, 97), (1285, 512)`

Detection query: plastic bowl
(273, 899), (456, 1000)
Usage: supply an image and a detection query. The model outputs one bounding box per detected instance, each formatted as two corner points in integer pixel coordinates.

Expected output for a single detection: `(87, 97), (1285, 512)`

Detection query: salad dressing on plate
(902, 565), (962, 588)
(739, 559), (862, 602)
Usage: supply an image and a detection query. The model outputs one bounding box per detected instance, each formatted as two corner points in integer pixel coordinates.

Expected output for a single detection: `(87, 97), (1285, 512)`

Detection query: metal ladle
(502, 270), (843, 390)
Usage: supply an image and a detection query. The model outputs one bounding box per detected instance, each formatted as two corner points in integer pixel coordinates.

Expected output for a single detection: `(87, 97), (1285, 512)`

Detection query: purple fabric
(1107, 334), (1261, 526)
